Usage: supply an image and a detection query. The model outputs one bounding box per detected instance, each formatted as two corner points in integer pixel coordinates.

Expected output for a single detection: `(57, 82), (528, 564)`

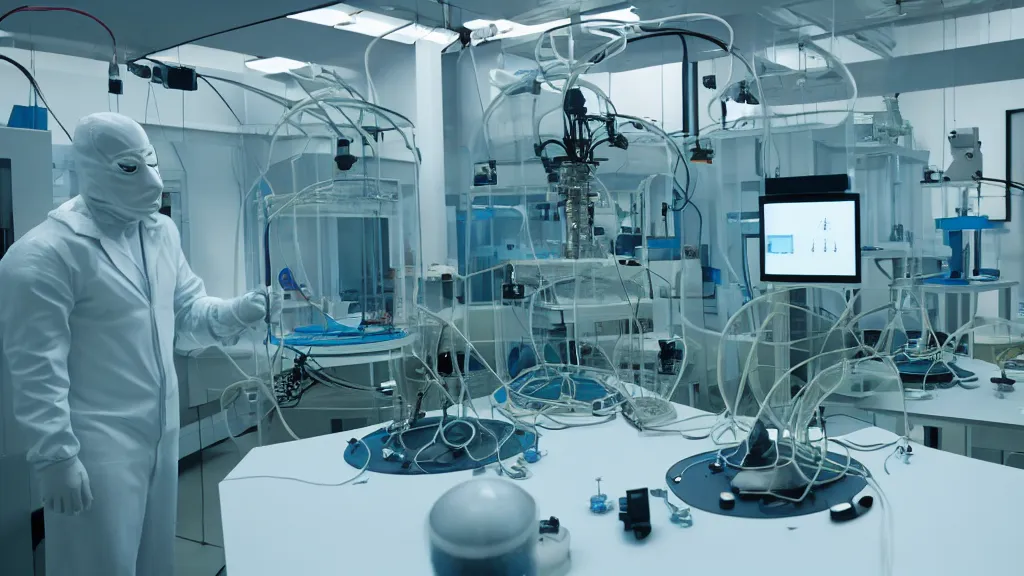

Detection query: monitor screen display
(759, 193), (861, 284)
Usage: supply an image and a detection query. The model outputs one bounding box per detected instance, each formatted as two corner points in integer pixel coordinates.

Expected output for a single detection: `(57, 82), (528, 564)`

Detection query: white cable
(440, 418), (478, 449)
(262, 339), (301, 442)
(866, 475), (895, 576)
(219, 376), (263, 454)
(712, 287), (913, 502)
(466, 44), (495, 160)
(717, 285), (859, 416)
(221, 437), (371, 487)
(365, 22), (414, 105)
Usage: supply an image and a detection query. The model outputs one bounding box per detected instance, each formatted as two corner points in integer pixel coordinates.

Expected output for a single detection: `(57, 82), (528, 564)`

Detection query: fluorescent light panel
(464, 6), (639, 40)
(244, 56), (307, 74)
(590, 7), (640, 23)
(150, 44), (253, 71)
(287, 3), (457, 45)
(287, 6), (354, 27)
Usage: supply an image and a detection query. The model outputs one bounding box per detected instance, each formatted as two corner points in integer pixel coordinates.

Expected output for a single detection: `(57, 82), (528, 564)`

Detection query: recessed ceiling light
(288, 3), (456, 45)
(288, 7), (354, 27)
(592, 7), (639, 23)
(464, 6), (639, 40)
(244, 56), (307, 74)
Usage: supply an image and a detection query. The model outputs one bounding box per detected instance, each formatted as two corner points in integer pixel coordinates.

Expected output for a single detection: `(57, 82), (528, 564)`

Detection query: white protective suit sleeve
(172, 245), (262, 346)
(0, 243), (80, 469)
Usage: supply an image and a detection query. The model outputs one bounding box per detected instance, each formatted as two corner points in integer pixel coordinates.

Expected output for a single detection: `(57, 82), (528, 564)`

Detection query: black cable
(679, 197), (703, 248)
(263, 221), (272, 287)
(175, 535), (223, 549)
(198, 75), (242, 124)
(679, 33), (693, 137)
(974, 176), (1024, 192)
(305, 359), (384, 392)
(823, 413), (877, 429)
(129, 1), (340, 64)
(306, 368), (382, 394)
(0, 7), (116, 58)
(832, 438), (902, 453)
(675, 154), (691, 204)
(740, 233), (753, 300)
(632, 27), (730, 54)
(585, 137), (611, 159)
(0, 55), (72, 141)
(625, 28), (732, 196)
(537, 138), (569, 156)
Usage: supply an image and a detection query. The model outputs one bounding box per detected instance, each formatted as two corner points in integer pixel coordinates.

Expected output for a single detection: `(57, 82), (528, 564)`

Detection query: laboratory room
(4, 1), (1024, 575)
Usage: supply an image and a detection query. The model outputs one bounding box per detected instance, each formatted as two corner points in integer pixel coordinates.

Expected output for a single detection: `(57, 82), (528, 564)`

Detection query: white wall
(0, 46), (290, 298)
(0, 47), (282, 141)
(148, 130), (250, 298)
(892, 6), (1024, 59)
(899, 82), (1019, 194)
(2, 43), (425, 301)
(582, 62), (685, 133)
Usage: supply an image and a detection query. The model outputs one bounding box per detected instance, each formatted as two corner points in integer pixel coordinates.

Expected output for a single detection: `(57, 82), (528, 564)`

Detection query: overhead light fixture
(464, 19), (514, 31)
(287, 3), (457, 45)
(150, 44), (255, 72)
(464, 6), (639, 41)
(245, 56), (307, 74)
(343, 16), (457, 45)
(287, 7), (354, 27)
(588, 7), (639, 23)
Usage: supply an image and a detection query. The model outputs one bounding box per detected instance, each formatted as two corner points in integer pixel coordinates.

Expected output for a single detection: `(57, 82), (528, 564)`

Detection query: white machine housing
(945, 127), (984, 182)
(0, 125), (55, 576)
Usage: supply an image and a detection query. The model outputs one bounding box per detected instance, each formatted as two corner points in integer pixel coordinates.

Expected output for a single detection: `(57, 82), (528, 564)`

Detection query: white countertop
(279, 334), (417, 368)
(854, 357), (1024, 429)
(918, 279), (1018, 294)
(219, 399), (1024, 576)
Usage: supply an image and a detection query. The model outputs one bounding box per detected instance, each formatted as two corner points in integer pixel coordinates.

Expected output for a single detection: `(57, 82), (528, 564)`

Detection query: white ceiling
(0, 0), (342, 59)
(0, 0), (1015, 72)
(493, 0), (1012, 73)
(340, 0), (625, 27)
(193, 17), (413, 72)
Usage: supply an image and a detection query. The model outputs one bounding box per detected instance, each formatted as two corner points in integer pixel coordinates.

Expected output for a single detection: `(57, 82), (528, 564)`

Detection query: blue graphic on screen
(766, 235), (795, 255)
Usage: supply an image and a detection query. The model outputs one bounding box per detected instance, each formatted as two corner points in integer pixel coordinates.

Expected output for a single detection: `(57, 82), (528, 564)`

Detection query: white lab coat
(0, 196), (248, 576)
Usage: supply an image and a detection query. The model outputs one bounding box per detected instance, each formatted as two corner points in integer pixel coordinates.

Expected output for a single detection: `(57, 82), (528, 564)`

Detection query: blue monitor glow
(759, 193), (861, 284)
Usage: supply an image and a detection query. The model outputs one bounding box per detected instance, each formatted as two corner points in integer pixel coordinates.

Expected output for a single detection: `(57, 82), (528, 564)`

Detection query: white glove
(38, 457), (93, 515)
(231, 288), (283, 327)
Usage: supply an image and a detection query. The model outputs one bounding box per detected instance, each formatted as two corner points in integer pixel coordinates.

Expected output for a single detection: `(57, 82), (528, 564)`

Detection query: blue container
(7, 105), (48, 131)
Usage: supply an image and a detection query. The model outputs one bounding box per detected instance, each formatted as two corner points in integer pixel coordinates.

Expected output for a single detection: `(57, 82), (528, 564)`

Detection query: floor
(175, 440), (244, 576)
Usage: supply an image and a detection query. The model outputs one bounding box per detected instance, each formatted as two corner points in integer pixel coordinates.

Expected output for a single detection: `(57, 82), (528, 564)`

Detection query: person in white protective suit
(0, 112), (280, 576)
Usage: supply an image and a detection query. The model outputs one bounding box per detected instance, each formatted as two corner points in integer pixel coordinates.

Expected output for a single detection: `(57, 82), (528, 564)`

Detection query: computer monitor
(759, 193), (861, 284)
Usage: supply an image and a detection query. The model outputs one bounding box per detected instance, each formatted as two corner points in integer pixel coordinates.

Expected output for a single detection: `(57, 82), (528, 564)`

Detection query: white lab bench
(852, 357), (1024, 460)
(218, 400), (1024, 576)
(286, 333), (416, 368)
(919, 280), (1019, 338)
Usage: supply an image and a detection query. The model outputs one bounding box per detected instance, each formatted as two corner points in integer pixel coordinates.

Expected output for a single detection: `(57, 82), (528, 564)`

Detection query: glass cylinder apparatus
(558, 163), (599, 259)
(262, 176), (406, 333)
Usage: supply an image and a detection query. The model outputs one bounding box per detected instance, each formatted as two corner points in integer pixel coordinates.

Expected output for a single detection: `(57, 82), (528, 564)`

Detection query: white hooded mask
(72, 112), (163, 225)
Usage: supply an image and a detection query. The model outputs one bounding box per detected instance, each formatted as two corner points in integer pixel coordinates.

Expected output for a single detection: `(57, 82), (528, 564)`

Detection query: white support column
(415, 40), (447, 269)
